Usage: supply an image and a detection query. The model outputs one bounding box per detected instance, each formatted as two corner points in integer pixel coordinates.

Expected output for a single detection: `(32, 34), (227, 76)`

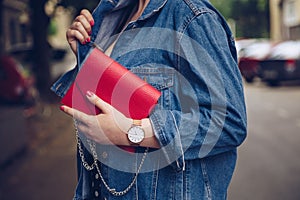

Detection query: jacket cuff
(149, 106), (186, 171)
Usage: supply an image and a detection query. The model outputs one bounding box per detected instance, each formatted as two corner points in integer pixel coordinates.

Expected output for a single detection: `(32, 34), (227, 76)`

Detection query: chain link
(74, 119), (148, 196)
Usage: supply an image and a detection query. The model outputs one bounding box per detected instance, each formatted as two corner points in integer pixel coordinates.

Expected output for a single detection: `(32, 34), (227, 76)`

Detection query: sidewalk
(0, 102), (77, 200)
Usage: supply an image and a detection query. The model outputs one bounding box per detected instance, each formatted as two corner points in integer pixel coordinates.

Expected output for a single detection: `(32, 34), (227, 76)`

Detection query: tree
(29, 0), (52, 101)
(0, 0), (4, 55)
(231, 0), (270, 38)
(28, 0), (98, 102)
(210, 0), (270, 38)
(210, 0), (234, 19)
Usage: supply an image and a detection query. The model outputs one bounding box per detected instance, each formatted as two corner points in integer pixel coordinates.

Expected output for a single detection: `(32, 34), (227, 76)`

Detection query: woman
(52, 0), (247, 199)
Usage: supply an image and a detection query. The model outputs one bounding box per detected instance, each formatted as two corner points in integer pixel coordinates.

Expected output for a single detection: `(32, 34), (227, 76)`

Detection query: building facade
(1, 0), (31, 53)
(270, 0), (300, 41)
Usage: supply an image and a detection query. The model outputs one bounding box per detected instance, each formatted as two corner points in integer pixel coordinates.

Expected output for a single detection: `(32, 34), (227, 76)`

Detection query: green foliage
(48, 19), (57, 36)
(210, 0), (270, 38)
(57, 0), (270, 38)
(210, 0), (234, 19)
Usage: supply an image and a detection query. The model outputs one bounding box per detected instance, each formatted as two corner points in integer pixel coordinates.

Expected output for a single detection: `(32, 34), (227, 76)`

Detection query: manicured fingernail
(88, 31), (92, 35)
(85, 37), (91, 43)
(60, 105), (65, 111)
(86, 91), (94, 98)
(90, 20), (95, 26)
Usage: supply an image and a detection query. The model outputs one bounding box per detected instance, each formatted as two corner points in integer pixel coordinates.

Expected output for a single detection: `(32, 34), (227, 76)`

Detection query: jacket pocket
(130, 66), (175, 108)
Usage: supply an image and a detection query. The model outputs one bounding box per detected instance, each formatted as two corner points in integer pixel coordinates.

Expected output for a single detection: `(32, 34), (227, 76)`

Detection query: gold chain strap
(74, 119), (148, 196)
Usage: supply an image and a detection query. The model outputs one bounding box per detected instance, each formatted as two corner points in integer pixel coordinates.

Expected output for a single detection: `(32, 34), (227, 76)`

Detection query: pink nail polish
(86, 37), (91, 43)
(86, 91), (94, 98)
(90, 20), (95, 26)
(60, 106), (65, 111)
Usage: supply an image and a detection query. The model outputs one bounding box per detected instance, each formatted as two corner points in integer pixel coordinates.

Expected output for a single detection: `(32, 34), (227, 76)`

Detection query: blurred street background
(0, 0), (300, 199)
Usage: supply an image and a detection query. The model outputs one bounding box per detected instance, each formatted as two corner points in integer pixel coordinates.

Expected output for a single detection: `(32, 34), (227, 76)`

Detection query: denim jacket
(51, 0), (247, 199)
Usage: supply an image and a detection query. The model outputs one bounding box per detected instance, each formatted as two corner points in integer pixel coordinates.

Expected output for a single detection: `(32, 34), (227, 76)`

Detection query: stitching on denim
(129, 67), (175, 91)
(201, 160), (212, 200)
(134, 153), (138, 200)
(139, 0), (167, 20)
(183, 0), (200, 15)
(150, 112), (167, 146)
(176, 10), (213, 73)
(183, 163), (190, 200)
(183, 0), (214, 16)
(170, 111), (185, 171)
(151, 159), (160, 200)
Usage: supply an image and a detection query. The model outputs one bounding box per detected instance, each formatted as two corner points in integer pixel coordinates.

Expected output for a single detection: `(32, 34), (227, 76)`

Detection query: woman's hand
(61, 91), (132, 145)
(66, 9), (94, 55)
(60, 91), (160, 148)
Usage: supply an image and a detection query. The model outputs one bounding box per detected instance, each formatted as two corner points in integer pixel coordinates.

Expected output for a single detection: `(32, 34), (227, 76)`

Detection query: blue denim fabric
(51, 0), (247, 199)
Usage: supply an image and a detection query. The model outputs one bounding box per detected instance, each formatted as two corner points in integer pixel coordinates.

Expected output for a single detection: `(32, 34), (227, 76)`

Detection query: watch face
(127, 126), (145, 144)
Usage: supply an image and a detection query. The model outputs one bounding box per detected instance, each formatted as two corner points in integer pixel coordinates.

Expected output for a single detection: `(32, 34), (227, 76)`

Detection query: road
(1, 79), (300, 200)
(228, 80), (300, 200)
(0, 102), (77, 200)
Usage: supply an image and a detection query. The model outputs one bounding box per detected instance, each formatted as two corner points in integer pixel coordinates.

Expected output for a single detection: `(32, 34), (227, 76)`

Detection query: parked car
(0, 55), (36, 106)
(236, 39), (273, 82)
(235, 38), (258, 57)
(258, 40), (300, 85)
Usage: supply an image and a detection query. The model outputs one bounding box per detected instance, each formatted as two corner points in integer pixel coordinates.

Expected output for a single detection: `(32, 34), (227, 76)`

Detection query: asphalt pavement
(1, 60), (300, 199)
(0, 102), (77, 200)
(0, 49), (78, 200)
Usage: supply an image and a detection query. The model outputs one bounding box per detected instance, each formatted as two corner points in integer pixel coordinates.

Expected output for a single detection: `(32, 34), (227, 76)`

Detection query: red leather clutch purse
(61, 47), (161, 120)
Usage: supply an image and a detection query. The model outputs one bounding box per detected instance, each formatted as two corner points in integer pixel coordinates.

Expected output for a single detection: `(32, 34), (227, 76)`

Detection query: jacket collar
(109, 0), (168, 18)
(141, 0), (168, 19)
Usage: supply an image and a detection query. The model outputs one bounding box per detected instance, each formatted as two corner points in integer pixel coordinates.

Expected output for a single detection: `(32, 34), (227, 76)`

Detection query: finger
(74, 15), (92, 37)
(66, 38), (77, 54)
(80, 9), (94, 27)
(66, 29), (85, 46)
(86, 91), (110, 113)
(60, 105), (89, 124)
(69, 22), (90, 44)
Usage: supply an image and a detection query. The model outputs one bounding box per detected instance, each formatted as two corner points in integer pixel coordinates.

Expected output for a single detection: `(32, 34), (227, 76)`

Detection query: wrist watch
(127, 120), (145, 145)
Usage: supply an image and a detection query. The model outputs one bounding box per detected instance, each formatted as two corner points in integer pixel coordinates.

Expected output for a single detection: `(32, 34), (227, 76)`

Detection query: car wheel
(244, 76), (254, 83)
(267, 80), (279, 87)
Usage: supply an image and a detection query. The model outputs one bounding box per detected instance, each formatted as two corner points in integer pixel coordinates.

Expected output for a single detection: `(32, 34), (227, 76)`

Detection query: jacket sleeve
(149, 11), (247, 169)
